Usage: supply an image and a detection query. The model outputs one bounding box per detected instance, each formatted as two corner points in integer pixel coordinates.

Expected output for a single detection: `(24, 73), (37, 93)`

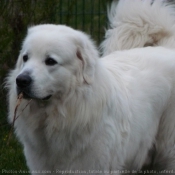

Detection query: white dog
(6, 0), (175, 174)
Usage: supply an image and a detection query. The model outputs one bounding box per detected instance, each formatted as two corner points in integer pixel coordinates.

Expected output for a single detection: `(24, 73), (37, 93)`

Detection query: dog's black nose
(16, 74), (32, 88)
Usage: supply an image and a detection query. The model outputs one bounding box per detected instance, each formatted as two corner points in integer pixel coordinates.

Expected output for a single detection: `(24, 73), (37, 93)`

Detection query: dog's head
(15, 24), (98, 100)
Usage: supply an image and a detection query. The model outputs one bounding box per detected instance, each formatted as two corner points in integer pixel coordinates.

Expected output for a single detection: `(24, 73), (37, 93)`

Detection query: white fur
(100, 0), (175, 56)
(6, 0), (175, 174)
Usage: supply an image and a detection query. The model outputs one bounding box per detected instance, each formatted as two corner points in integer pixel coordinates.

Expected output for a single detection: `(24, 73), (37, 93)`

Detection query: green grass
(0, 111), (29, 174)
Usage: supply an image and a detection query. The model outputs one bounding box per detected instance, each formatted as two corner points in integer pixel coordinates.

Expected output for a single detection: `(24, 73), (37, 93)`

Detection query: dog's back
(100, 0), (175, 172)
(101, 0), (175, 56)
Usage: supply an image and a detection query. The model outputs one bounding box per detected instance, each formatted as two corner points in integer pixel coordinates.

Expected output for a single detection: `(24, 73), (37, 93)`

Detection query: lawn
(0, 94), (28, 172)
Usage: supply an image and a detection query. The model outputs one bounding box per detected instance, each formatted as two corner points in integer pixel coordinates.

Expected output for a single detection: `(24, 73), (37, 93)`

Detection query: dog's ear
(75, 36), (98, 84)
(76, 49), (90, 84)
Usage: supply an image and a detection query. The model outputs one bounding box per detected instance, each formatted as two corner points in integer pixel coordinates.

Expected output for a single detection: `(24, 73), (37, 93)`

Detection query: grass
(0, 112), (29, 174)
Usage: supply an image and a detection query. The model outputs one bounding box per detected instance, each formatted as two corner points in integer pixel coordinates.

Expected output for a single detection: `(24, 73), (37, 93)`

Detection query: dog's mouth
(17, 89), (52, 101)
(41, 95), (52, 100)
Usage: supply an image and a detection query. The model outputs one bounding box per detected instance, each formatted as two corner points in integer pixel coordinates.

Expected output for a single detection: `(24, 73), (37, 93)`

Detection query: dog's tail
(100, 0), (175, 56)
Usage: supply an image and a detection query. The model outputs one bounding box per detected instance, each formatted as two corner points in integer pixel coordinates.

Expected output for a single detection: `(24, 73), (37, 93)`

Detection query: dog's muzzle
(16, 73), (33, 99)
(16, 73), (52, 100)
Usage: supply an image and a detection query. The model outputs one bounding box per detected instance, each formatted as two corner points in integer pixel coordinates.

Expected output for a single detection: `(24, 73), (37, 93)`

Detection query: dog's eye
(23, 55), (28, 62)
(45, 58), (57, 66)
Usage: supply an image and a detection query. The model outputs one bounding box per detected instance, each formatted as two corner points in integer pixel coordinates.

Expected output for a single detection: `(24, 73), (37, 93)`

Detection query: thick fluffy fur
(6, 0), (175, 174)
(100, 0), (175, 56)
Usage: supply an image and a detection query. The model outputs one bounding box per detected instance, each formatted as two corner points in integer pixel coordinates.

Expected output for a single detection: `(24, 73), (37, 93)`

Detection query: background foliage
(0, 0), (112, 173)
